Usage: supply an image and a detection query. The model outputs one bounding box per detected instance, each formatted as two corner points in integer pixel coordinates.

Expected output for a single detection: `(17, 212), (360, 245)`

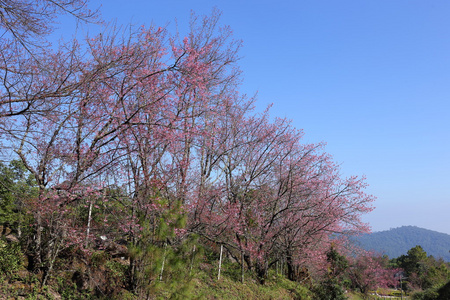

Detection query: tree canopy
(0, 1), (382, 297)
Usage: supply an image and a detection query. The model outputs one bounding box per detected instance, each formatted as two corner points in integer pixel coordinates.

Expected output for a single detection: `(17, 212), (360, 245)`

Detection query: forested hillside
(355, 226), (450, 261)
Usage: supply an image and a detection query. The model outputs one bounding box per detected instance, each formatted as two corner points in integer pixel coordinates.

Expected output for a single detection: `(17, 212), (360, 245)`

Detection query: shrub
(0, 240), (23, 275)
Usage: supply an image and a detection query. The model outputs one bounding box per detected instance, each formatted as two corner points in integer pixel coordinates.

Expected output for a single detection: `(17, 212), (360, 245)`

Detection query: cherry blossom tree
(0, 0), (99, 119)
(346, 250), (400, 294)
(188, 104), (374, 283)
(0, 2), (378, 292)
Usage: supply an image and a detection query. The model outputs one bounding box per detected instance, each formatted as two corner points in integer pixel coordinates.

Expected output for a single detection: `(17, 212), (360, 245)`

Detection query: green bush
(412, 289), (439, 300)
(412, 281), (450, 300)
(0, 240), (23, 275)
(90, 250), (111, 267)
(56, 275), (95, 300)
(105, 260), (128, 280)
(313, 279), (348, 300)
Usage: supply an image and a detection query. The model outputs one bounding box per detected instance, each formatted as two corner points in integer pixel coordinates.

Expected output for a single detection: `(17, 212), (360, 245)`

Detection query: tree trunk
(255, 262), (267, 284)
(241, 250), (244, 283)
(286, 250), (298, 281)
(85, 200), (93, 248)
(218, 244), (223, 280)
(159, 242), (167, 281)
(34, 210), (42, 272)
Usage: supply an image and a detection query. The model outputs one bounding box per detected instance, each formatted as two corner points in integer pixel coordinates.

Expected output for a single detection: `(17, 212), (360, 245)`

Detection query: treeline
(390, 245), (450, 300)
(0, 1), (398, 299)
(0, 159), (402, 299)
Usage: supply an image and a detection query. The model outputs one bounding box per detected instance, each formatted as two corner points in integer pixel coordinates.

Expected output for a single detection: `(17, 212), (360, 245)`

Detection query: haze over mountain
(354, 226), (450, 261)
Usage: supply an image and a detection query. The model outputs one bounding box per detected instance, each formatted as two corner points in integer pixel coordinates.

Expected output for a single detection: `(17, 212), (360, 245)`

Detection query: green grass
(141, 263), (314, 300)
(185, 271), (313, 300)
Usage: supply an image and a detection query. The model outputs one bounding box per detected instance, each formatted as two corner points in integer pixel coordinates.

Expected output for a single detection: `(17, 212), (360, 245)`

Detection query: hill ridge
(354, 225), (450, 261)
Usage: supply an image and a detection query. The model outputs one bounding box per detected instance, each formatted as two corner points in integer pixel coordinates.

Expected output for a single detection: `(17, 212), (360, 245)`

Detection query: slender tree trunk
(189, 245), (196, 276)
(42, 237), (61, 287)
(34, 186), (46, 272)
(35, 210), (42, 271)
(17, 218), (22, 238)
(241, 250), (244, 283)
(159, 242), (167, 281)
(218, 244), (223, 280)
(85, 200), (93, 248)
(129, 203), (138, 292)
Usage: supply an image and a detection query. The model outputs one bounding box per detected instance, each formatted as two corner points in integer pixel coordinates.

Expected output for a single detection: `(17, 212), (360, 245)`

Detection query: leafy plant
(313, 245), (349, 300)
(0, 240), (24, 275)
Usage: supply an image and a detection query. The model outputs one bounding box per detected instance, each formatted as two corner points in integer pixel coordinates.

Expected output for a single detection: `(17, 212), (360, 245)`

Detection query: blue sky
(62, 1), (450, 234)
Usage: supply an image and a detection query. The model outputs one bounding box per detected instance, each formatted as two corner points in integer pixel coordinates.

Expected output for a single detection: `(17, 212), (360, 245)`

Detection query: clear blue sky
(62, 1), (450, 234)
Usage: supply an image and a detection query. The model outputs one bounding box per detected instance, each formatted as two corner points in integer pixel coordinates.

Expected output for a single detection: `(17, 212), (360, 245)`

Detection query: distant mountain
(353, 226), (450, 261)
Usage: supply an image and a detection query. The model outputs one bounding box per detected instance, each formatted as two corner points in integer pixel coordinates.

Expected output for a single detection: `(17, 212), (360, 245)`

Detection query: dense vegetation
(0, 1), (447, 299)
(0, 199), (398, 299)
(355, 226), (450, 261)
(390, 246), (450, 300)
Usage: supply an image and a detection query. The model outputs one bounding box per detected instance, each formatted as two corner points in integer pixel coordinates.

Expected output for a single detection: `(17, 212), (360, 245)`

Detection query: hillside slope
(354, 226), (450, 261)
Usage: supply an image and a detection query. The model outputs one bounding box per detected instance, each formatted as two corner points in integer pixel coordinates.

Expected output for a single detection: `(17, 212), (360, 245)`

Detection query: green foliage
(127, 197), (202, 298)
(404, 245), (428, 275)
(129, 234), (202, 298)
(57, 276), (83, 300)
(0, 243), (318, 300)
(221, 259), (247, 282)
(411, 281), (450, 300)
(422, 263), (450, 289)
(391, 245), (450, 292)
(327, 244), (349, 277)
(56, 275), (95, 300)
(313, 245), (349, 300)
(412, 288), (440, 300)
(313, 278), (348, 300)
(388, 245), (450, 299)
(0, 240), (24, 275)
(189, 266), (314, 300)
(90, 250), (111, 267)
(0, 160), (37, 236)
(106, 260), (128, 281)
